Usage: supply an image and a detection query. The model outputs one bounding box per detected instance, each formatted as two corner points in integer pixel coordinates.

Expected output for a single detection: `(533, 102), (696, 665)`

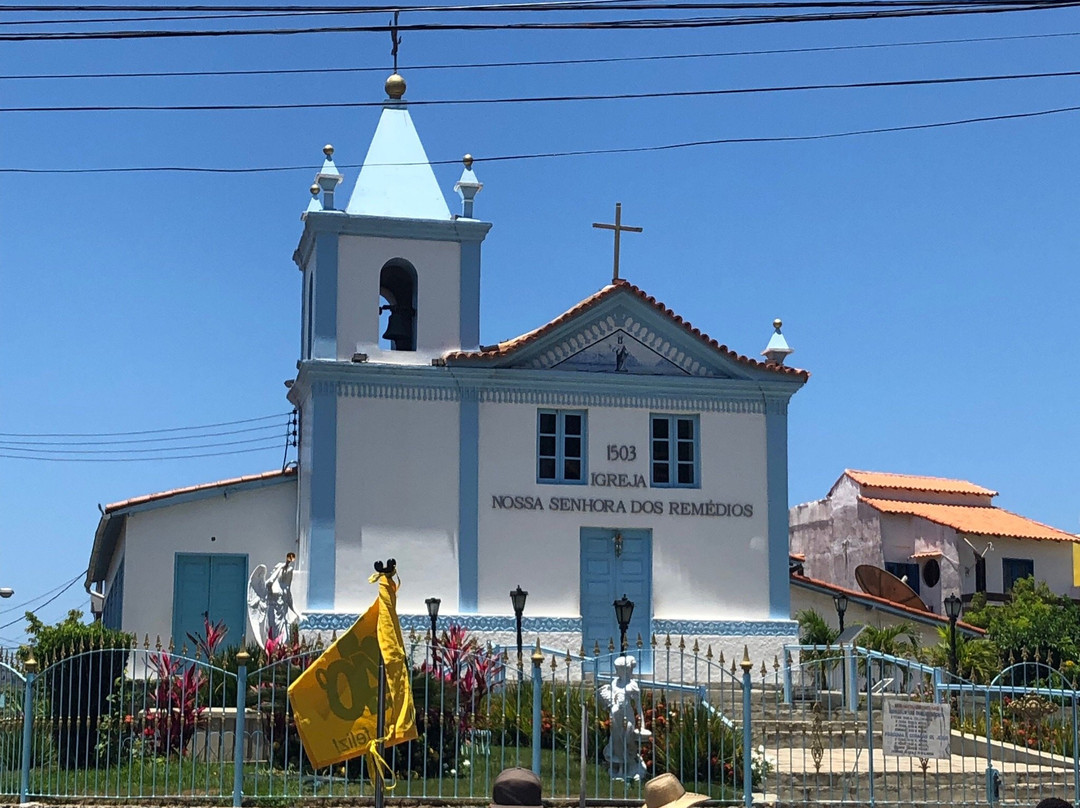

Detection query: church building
(85, 73), (809, 663)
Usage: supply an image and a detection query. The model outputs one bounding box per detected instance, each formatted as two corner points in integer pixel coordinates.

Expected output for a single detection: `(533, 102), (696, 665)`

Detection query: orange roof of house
(444, 280), (809, 380)
(860, 496), (1079, 543)
(846, 469), (997, 497)
(105, 467), (296, 514)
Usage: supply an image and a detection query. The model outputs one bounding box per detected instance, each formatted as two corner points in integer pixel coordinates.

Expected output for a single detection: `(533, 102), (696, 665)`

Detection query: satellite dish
(855, 564), (930, 612)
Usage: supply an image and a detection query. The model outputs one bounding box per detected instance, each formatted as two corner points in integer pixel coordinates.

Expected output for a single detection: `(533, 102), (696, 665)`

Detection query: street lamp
(510, 585), (528, 678)
(424, 597), (440, 654)
(833, 592), (848, 633)
(0, 588), (12, 599)
(613, 594), (634, 653)
(944, 594), (963, 678)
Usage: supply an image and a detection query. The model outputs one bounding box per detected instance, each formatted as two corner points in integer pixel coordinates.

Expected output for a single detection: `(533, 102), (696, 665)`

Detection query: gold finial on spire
(463, 154), (474, 170)
(310, 183), (319, 197)
(774, 318), (783, 330)
(385, 73), (406, 100)
(323, 144), (334, 157)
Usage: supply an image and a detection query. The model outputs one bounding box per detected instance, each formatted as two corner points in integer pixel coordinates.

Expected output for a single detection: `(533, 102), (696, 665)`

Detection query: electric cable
(0, 571), (88, 616)
(8, 67), (1080, 112)
(0, 445), (285, 462)
(0, 435), (285, 454)
(0, 412), (290, 438)
(0, 573), (88, 631)
(0, 422), (283, 447)
(6, 30), (1080, 81)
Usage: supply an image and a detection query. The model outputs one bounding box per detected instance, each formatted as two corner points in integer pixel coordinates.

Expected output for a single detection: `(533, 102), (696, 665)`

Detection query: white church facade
(85, 73), (809, 663)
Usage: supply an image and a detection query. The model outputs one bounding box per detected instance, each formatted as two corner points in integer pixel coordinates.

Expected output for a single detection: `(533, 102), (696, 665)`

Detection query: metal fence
(2, 638), (1080, 806)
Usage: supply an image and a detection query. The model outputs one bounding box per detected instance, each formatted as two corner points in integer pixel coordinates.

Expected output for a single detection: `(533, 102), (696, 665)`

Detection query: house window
(650, 415), (699, 488)
(975, 556), (986, 593)
(885, 561), (921, 594)
(102, 558), (125, 631)
(1002, 557), (1034, 593)
(537, 410), (586, 484)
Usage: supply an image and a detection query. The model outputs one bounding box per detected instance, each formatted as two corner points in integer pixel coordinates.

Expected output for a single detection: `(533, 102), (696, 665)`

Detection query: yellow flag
(288, 573), (417, 771)
(1073, 543), (1080, 588)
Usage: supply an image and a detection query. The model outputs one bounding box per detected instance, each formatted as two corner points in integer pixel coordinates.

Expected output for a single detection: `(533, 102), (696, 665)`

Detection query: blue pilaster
(311, 233), (338, 360)
(765, 397), (791, 619)
(459, 241), (482, 349)
(458, 389), (479, 612)
(308, 382), (338, 610)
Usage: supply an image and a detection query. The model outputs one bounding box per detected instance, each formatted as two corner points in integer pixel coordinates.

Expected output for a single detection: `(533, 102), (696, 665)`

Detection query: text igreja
(490, 494), (753, 517)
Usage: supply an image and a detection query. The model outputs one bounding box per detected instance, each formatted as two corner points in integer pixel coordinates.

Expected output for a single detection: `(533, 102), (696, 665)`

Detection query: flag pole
(372, 558), (396, 808)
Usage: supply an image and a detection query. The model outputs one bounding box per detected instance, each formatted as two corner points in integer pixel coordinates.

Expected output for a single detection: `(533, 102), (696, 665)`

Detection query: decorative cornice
(652, 619), (800, 637)
(292, 363), (796, 413)
(301, 613), (797, 636)
(301, 612), (581, 633)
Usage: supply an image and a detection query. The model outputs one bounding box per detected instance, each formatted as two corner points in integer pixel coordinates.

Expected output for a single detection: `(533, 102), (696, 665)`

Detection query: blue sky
(2, 3), (1079, 643)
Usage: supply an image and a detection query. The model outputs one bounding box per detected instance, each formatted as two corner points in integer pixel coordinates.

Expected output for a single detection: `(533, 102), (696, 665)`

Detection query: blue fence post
(19, 656), (37, 804)
(782, 648), (792, 705)
(233, 650), (250, 808)
(847, 648), (858, 712)
(740, 646), (753, 808)
(531, 641), (543, 776)
(1072, 693), (1079, 807)
(866, 653), (875, 807)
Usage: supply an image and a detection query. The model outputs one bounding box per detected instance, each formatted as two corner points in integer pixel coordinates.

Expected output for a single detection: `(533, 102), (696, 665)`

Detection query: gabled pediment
(444, 281), (809, 383)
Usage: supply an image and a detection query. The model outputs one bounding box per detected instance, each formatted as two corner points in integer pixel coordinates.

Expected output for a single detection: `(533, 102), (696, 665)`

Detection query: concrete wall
(118, 480), (298, 643)
(476, 402), (771, 621)
(790, 476), (884, 588)
(333, 395), (461, 615)
(338, 235), (462, 363)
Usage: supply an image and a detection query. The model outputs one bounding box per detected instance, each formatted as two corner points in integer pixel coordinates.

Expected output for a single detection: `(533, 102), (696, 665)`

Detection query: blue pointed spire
(762, 318), (794, 365)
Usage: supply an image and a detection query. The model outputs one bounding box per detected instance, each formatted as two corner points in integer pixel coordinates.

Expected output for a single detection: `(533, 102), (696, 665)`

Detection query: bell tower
(293, 72), (492, 367)
(290, 74), (491, 613)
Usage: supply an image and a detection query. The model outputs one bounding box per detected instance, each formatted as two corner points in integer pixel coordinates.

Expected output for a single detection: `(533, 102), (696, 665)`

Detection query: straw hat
(642, 773), (709, 808)
(491, 767), (543, 808)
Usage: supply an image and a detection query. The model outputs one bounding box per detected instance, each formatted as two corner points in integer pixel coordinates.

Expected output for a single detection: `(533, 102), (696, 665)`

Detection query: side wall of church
(120, 481), (299, 642)
(333, 395), (461, 615)
(475, 401), (772, 621)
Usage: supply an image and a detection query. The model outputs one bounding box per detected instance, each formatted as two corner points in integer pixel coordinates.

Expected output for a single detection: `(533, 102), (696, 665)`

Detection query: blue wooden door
(580, 528), (652, 670)
(172, 553), (248, 651)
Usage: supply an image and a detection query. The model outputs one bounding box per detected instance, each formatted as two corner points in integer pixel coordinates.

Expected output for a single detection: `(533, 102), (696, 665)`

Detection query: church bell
(382, 306), (414, 347)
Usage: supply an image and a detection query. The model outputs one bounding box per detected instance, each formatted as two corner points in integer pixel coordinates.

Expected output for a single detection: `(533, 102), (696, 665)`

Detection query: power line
(0, 573), (87, 631)
(4, 2), (1080, 40)
(0, 445), (285, 462)
(0, 423), (284, 447)
(0, 435), (284, 454)
(6, 30), (1080, 81)
(0, 412), (289, 438)
(0, 571), (88, 616)
(4, 101), (1079, 176)
(7, 67), (1080, 112)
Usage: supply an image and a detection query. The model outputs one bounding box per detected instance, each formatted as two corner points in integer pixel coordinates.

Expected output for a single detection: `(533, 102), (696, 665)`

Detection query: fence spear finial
(740, 645), (753, 674)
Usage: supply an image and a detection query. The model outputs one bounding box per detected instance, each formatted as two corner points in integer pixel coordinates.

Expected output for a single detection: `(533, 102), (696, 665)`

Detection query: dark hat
(491, 767), (542, 808)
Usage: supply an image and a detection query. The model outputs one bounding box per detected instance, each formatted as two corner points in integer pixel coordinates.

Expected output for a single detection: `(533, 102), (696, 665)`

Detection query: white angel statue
(247, 552), (301, 647)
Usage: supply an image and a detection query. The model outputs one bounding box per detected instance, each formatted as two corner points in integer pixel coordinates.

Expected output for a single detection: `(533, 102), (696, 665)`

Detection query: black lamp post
(424, 597), (440, 650)
(510, 585), (528, 678)
(944, 594), (963, 678)
(833, 592), (849, 633)
(613, 594), (634, 653)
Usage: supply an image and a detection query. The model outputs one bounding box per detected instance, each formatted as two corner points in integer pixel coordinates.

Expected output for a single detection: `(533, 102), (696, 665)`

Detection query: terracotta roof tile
(444, 280), (809, 380)
(105, 467), (296, 514)
(846, 469), (997, 497)
(860, 496), (1078, 543)
(791, 571), (985, 635)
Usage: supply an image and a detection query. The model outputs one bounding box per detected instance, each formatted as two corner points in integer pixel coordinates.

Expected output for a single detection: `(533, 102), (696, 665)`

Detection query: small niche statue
(598, 655), (650, 781)
(247, 552), (301, 647)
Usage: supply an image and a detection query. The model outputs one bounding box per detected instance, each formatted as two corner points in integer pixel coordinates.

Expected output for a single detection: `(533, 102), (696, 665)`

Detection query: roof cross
(592, 202), (642, 283)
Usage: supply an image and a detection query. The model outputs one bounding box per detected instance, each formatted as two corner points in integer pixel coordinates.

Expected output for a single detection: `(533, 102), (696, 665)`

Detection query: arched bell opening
(379, 260), (417, 351)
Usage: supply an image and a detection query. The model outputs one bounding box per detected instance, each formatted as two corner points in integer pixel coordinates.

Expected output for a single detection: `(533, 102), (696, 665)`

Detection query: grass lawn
(4, 745), (742, 802)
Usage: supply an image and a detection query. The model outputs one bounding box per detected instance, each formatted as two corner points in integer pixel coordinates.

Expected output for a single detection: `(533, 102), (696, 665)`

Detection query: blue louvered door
(580, 528), (652, 672)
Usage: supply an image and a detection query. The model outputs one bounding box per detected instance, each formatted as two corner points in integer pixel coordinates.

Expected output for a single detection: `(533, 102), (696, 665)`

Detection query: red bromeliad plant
(420, 625), (503, 718)
(143, 651), (208, 756)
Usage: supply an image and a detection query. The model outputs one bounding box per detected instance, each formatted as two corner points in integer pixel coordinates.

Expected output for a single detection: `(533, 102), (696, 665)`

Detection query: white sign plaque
(882, 699), (951, 760)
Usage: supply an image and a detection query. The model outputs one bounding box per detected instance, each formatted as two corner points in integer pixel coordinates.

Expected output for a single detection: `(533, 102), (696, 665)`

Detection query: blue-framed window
(1002, 557), (1033, 593)
(537, 410), (586, 484)
(650, 414), (699, 487)
(885, 561), (920, 594)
